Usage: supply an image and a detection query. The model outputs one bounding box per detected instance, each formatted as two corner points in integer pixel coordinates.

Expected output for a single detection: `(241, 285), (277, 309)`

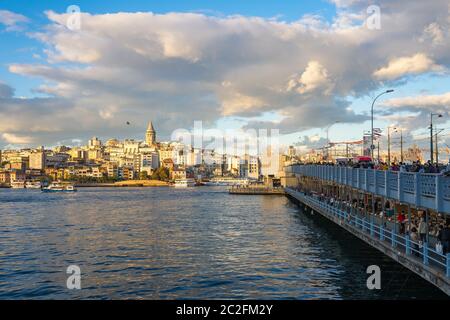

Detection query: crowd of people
(312, 159), (450, 175)
(303, 185), (450, 257)
(299, 157), (450, 259)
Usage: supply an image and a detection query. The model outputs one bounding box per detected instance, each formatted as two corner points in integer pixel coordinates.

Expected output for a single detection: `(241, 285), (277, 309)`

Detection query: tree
(139, 171), (149, 180)
(151, 167), (169, 181)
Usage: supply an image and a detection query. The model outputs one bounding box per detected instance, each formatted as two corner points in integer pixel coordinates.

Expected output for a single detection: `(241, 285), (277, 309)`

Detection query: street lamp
(400, 128), (404, 163)
(387, 126), (397, 165)
(325, 121), (340, 160)
(371, 89), (394, 160)
(326, 121), (340, 145)
(430, 113), (442, 165)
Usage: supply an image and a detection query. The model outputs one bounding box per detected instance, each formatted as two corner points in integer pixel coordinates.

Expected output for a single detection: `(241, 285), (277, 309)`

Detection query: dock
(229, 186), (285, 195)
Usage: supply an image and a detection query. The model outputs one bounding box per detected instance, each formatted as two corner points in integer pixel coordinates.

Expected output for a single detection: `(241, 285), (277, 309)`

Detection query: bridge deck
(285, 188), (450, 296)
(287, 165), (450, 214)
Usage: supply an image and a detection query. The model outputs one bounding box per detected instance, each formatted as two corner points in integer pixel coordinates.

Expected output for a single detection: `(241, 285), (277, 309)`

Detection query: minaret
(145, 121), (156, 146)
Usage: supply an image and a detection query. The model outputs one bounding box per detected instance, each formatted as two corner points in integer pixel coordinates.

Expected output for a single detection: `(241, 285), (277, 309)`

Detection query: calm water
(0, 187), (447, 299)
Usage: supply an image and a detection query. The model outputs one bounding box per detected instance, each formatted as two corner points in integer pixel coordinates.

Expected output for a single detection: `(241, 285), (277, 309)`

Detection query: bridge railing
(286, 189), (450, 279)
(289, 165), (450, 214)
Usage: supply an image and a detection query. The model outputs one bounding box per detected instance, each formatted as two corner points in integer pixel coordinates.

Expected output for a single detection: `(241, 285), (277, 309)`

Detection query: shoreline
(75, 180), (171, 188)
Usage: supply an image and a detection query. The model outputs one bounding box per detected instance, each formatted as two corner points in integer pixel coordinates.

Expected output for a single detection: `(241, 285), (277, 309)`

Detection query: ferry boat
(205, 178), (251, 186)
(25, 181), (42, 189)
(203, 181), (230, 186)
(174, 178), (196, 188)
(10, 180), (25, 189)
(42, 182), (77, 192)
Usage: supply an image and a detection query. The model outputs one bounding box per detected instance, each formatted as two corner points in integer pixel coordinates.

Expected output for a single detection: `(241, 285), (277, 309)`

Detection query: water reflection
(0, 187), (447, 299)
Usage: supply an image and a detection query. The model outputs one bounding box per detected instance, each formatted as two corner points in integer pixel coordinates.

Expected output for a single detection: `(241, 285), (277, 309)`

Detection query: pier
(229, 186), (285, 195)
(285, 164), (450, 296)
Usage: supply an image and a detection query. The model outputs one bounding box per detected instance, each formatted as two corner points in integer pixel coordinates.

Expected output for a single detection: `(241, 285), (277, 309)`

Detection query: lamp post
(387, 126), (397, 165)
(325, 121), (340, 161)
(400, 129), (404, 163)
(371, 90), (394, 160)
(430, 113), (442, 164)
(435, 128), (444, 166)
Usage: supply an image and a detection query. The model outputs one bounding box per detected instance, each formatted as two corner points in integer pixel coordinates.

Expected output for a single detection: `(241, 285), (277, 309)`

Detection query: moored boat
(25, 181), (42, 189)
(42, 181), (77, 192)
(174, 178), (196, 188)
(10, 180), (25, 189)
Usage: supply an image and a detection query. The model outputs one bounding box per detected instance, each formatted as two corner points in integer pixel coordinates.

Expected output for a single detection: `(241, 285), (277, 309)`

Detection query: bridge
(285, 164), (450, 296)
(287, 165), (450, 214)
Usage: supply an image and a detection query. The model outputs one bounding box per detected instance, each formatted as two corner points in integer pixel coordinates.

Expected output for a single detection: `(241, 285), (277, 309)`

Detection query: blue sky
(1, 0), (450, 159)
(0, 0), (336, 97)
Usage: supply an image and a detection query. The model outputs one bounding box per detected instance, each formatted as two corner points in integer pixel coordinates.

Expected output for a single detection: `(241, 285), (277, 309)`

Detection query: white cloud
(373, 53), (444, 80)
(383, 92), (450, 109)
(1, 133), (34, 144)
(0, 10), (29, 31)
(287, 61), (332, 94)
(221, 92), (266, 116)
(421, 23), (445, 46)
(3, 0), (450, 147)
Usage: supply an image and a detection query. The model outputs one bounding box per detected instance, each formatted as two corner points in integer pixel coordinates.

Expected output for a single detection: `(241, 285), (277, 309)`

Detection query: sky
(1, 0), (450, 159)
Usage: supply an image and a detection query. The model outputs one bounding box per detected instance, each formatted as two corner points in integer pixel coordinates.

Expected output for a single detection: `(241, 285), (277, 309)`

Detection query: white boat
(174, 178), (196, 188)
(42, 182), (77, 192)
(25, 181), (42, 189)
(10, 180), (25, 189)
(203, 181), (230, 186)
(206, 178), (251, 186)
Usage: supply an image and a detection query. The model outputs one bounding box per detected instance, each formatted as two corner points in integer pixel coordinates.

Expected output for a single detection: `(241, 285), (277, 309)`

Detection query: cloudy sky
(1, 0), (450, 157)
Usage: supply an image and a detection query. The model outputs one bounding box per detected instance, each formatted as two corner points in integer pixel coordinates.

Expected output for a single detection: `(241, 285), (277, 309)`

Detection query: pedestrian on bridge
(439, 224), (450, 255)
(418, 217), (428, 243)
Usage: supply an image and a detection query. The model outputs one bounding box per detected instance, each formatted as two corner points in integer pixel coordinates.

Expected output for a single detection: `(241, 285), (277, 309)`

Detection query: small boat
(174, 178), (196, 188)
(205, 178), (251, 186)
(203, 181), (230, 186)
(25, 181), (42, 189)
(42, 182), (77, 192)
(10, 180), (25, 189)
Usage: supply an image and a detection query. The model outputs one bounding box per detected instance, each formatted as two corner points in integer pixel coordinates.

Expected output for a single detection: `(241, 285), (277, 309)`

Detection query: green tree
(139, 171), (149, 180)
(150, 167), (169, 181)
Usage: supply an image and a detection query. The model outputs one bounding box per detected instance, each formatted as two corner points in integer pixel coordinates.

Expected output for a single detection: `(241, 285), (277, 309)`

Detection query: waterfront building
(158, 144), (175, 166)
(171, 168), (187, 180)
(88, 148), (103, 161)
(140, 151), (159, 175)
(0, 170), (10, 184)
(0, 118), (268, 182)
(8, 155), (28, 172)
(119, 166), (134, 180)
(123, 139), (140, 155)
(88, 137), (102, 148)
(10, 170), (26, 183)
(102, 162), (119, 178)
(53, 145), (71, 153)
(29, 149), (46, 171)
(288, 145), (296, 157)
(239, 154), (261, 180)
(67, 148), (87, 162)
(45, 153), (70, 168)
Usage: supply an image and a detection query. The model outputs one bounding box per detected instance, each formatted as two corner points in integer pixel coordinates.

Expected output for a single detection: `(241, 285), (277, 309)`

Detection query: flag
(373, 128), (382, 138)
